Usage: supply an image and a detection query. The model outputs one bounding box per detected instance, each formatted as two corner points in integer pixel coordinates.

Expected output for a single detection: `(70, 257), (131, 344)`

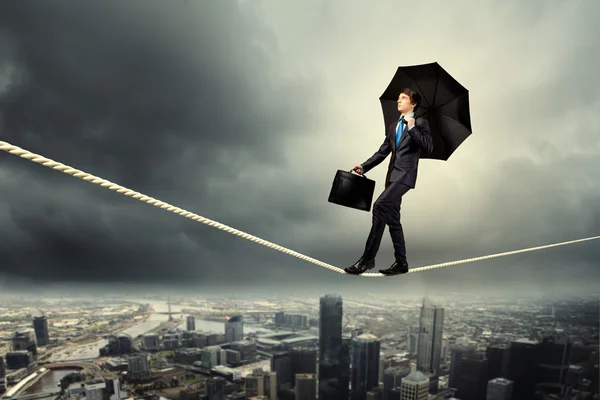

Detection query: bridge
(41, 361), (112, 381)
(153, 312), (183, 315)
(3, 362), (108, 400)
(12, 391), (60, 400)
(43, 361), (103, 375)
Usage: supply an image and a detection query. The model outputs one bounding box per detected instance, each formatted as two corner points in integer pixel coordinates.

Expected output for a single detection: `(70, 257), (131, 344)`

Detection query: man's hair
(400, 88), (421, 112)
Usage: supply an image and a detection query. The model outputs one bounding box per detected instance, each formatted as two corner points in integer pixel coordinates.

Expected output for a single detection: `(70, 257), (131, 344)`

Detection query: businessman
(345, 88), (433, 276)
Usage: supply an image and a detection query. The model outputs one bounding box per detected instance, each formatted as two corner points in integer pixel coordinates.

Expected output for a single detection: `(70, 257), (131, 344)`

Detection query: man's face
(397, 93), (414, 113)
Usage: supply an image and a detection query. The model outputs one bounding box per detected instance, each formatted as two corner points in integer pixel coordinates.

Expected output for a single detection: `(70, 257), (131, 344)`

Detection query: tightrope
(1, 140), (599, 277)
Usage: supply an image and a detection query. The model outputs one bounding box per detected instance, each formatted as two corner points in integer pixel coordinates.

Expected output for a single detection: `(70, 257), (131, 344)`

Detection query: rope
(1, 140), (599, 277)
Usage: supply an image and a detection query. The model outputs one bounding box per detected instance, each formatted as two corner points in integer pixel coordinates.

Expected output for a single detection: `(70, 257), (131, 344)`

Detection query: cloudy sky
(0, 0), (598, 296)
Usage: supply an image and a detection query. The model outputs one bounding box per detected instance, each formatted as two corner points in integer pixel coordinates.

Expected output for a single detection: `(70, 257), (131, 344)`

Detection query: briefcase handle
(349, 168), (368, 178)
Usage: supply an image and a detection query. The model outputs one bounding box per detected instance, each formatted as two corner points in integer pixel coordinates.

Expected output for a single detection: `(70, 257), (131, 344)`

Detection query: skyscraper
(383, 366), (411, 400)
(408, 326), (419, 354)
(205, 376), (226, 399)
(486, 344), (510, 381)
(449, 345), (472, 389)
(486, 377), (514, 400)
(225, 315), (243, 343)
(291, 348), (317, 376)
(32, 316), (50, 346)
(271, 351), (293, 390)
(295, 373), (317, 400)
(127, 355), (150, 380)
(506, 339), (540, 399)
(416, 297), (444, 375)
(318, 294), (349, 400)
(186, 316), (196, 332)
(454, 353), (488, 400)
(399, 364), (429, 400)
(0, 356), (5, 394)
(11, 331), (37, 356)
(351, 334), (381, 400)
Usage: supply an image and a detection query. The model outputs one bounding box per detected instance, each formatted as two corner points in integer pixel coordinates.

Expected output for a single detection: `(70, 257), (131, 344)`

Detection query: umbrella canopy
(379, 62), (472, 160)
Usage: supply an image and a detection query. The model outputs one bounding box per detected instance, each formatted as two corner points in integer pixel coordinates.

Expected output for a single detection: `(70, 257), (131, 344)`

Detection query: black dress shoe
(379, 260), (409, 275)
(344, 256), (375, 275)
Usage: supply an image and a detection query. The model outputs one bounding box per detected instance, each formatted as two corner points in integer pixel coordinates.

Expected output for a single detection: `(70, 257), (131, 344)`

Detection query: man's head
(397, 88), (421, 115)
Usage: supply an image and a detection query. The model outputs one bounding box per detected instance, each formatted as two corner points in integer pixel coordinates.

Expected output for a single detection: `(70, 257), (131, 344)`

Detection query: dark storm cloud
(1, 0), (599, 293)
(0, 0), (322, 286)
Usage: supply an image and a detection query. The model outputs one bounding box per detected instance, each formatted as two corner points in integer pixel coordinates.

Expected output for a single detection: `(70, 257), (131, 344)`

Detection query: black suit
(359, 117), (433, 261)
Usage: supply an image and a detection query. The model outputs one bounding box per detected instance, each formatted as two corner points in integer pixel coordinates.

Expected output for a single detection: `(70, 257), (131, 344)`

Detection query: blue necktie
(395, 117), (405, 147)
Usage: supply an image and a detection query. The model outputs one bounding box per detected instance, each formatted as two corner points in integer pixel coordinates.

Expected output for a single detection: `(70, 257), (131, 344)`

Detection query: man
(345, 88), (433, 276)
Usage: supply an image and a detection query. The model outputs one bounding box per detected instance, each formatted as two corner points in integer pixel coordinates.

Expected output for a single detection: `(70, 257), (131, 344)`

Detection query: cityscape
(0, 292), (597, 400)
(1, 1), (599, 400)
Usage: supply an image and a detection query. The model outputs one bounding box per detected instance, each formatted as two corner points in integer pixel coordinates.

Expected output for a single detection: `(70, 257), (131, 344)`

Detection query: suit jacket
(360, 117), (433, 189)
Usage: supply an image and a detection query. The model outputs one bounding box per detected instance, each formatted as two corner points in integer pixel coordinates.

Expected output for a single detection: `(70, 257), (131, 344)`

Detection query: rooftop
(404, 370), (428, 383)
(280, 335), (318, 344)
(355, 333), (378, 341)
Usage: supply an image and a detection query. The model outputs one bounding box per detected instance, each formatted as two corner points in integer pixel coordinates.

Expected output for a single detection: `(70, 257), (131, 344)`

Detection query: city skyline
(0, 0), (599, 293)
(0, 293), (597, 399)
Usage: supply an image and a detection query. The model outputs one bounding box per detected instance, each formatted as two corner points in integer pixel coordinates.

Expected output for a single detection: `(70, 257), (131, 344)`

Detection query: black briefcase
(328, 169), (376, 212)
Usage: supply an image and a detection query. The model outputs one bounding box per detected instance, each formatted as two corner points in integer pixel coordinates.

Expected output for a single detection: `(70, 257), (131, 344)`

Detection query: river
(46, 300), (272, 362)
(22, 300), (273, 396)
(21, 369), (79, 395)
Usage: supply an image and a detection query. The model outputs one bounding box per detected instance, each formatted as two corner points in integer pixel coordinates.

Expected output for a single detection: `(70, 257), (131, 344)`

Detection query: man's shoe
(379, 260), (409, 275)
(344, 256), (375, 275)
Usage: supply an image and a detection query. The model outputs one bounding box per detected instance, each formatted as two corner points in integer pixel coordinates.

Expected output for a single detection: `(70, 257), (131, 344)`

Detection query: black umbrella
(379, 62), (472, 160)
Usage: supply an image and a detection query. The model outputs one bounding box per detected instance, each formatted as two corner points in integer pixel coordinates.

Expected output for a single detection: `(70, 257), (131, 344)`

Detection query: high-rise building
(351, 334), (380, 400)
(536, 337), (572, 393)
(295, 373), (316, 400)
(11, 331), (37, 356)
(4, 351), (33, 370)
(408, 326), (419, 355)
(271, 351), (293, 390)
(383, 366), (410, 400)
(143, 334), (160, 351)
(486, 377), (514, 400)
(127, 355), (149, 380)
(205, 376), (226, 400)
(201, 346), (227, 369)
(318, 294), (349, 400)
(264, 371), (278, 399)
(416, 298), (444, 376)
(448, 345), (472, 389)
(32, 316), (50, 347)
(274, 311), (285, 325)
(245, 372), (264, 397)
(486, 344), (510, 380)
(244, 368), (277, 399)
(100, 333), (133, 356)
(63, 378), (111, 400)
(340, 338), (351, 398)
(454, 353), (488, 400)
(506, 339), (540, 399)
(291, 348), (317, 376)
(186, 316), (196, 332)
(0, 356), (5, 394)
(399, 364), (429, 400)
(225, 315), (243, 343)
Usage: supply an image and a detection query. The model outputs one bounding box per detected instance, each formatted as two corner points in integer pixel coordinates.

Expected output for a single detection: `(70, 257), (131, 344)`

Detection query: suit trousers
(363, 181), (411, 261)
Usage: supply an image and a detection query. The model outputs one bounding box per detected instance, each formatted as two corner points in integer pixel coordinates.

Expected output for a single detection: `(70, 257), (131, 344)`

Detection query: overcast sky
(0, 0), (598, 296)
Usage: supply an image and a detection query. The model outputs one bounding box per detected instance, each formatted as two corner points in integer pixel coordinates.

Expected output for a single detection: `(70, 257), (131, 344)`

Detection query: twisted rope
(1, 140), (598, 277)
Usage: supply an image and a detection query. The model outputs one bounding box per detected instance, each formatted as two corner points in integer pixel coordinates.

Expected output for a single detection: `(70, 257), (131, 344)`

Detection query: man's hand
(405, 117), (415, 128)
(353, 165), (363, 175)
